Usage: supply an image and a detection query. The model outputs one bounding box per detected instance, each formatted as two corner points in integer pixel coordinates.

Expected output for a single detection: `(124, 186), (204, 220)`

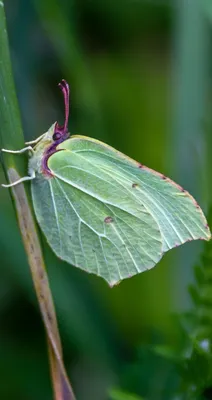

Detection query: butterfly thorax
(28, 123), (56, 177)
(28, 122), (69, 178)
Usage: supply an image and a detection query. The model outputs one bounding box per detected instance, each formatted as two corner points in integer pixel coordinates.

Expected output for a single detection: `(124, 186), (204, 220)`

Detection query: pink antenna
(58, 79), (70, 132)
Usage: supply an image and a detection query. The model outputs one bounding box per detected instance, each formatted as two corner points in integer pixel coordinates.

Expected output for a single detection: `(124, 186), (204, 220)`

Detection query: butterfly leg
(1, 146), (34, 155)
(25, 133), (45, 145)
(2, 170), (36, 188)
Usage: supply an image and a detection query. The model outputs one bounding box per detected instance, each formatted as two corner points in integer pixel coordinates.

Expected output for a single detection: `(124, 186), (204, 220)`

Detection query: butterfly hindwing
(31, 136), (210, 286)
(31, 140), (164, 285)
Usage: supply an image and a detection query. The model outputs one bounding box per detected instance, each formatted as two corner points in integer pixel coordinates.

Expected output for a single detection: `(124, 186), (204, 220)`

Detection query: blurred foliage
(1, 0), (212, 399)
(178, 209), (212, 399)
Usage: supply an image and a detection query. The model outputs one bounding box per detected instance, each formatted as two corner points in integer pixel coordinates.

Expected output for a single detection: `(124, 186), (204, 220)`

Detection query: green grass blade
(0, 3), (75, 399)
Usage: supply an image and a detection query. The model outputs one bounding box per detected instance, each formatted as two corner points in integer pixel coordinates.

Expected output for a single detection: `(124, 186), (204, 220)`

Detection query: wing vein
(100, 161), (207, 239)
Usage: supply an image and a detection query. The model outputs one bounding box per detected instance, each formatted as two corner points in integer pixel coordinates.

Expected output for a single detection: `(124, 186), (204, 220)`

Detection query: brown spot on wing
(104, 216), (113, 224)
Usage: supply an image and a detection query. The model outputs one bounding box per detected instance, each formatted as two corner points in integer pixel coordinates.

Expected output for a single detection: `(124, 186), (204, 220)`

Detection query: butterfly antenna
(58, 79), (70, 132)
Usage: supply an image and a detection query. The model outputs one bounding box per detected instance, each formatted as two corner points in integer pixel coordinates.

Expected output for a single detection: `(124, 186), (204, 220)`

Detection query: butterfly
(2, 80), (210, 286)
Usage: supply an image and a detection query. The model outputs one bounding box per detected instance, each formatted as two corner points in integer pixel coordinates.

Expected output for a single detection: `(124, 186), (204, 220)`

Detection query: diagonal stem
(0, 2), (75, 399)
(8, 168), (75, 400)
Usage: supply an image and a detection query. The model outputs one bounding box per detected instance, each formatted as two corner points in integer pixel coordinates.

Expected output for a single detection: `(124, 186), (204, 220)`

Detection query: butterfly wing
(31, 136), (210, 285)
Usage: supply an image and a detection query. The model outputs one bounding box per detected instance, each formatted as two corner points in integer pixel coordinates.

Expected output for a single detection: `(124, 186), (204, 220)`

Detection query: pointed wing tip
(202, 226), (212, 241)
(199, 220), (211, 241)
(105, 272), (143, 287)
(107, 279), (121, 288)
(104, 275), (132, 287)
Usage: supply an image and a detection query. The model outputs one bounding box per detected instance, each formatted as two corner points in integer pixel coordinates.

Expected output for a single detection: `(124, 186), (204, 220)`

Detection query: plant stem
(0, 3), (75, 399)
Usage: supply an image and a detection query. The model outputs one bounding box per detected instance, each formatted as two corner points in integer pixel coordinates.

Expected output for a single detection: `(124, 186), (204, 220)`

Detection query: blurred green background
(0, 0), (212, 399)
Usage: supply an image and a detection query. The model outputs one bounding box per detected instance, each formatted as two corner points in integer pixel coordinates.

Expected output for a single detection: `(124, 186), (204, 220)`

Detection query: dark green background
(0, 1), (211, 399)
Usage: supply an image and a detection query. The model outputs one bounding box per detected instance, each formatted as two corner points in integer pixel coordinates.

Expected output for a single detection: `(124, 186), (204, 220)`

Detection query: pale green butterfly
(2, 80), (211, 286)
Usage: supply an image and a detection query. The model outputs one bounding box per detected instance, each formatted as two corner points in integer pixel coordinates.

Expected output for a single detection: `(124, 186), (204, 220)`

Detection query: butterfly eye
(53, 131), (61, 141)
